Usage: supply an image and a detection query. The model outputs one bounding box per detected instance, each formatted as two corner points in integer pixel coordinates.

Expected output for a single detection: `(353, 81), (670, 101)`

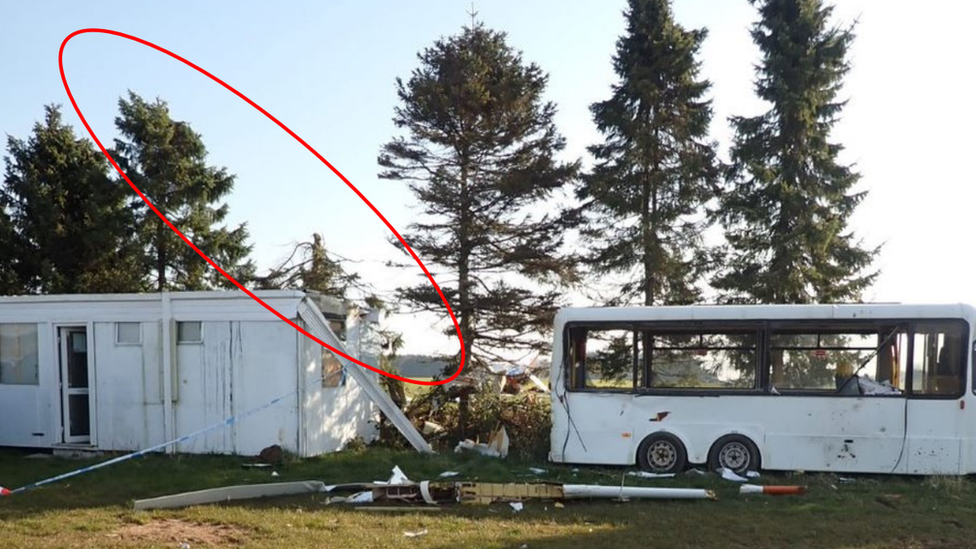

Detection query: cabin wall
(301, 322), (379, 457)
(0, 323), (56, 447)
(172, 320), (299, 456)
(92, 321), (165, 451)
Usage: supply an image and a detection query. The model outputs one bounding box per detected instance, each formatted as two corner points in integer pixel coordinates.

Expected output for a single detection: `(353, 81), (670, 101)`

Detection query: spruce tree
(257, 233), (361, 299)
(113, 92), (255, 291)
(580, 0), (719, 307)
(0, 195), (22, 295)
(379, 25), (579, 370)
(714, 0), (876, 304)
(2, 105), (142, 294)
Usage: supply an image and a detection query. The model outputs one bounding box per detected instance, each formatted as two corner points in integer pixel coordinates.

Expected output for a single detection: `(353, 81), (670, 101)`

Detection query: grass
(2, 447), (975, 548)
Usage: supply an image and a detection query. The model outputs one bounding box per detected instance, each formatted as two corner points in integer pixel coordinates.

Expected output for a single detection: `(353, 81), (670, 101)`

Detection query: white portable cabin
(0, 290), (382, 457)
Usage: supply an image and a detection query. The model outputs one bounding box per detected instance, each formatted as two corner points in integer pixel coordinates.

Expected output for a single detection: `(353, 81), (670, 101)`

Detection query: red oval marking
(58, 28), (464, 386)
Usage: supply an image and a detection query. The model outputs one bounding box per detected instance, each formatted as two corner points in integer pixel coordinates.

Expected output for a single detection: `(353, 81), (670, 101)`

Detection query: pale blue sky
(2, 1), (975, 356)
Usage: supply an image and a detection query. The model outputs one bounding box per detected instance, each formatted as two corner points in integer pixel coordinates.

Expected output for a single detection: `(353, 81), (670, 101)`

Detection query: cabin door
(59, 327), (91, 444)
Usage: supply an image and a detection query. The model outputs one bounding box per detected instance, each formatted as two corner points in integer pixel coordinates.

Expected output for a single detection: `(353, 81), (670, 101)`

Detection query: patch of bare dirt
(115, 519), (245, 547)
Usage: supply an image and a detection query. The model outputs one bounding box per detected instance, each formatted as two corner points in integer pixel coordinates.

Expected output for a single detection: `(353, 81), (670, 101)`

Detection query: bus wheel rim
(648, 440), (677, 470)
(719, 441), (750, 471)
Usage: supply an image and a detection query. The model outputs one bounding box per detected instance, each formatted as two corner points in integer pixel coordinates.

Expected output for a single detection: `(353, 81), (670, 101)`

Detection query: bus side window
(913, 323), (965, 397)
(574, 328), (635, 391)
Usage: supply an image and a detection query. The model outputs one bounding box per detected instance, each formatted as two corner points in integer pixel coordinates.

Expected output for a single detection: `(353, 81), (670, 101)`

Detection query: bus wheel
(708, 434), (760, 475)
(637, 432), (687, 474)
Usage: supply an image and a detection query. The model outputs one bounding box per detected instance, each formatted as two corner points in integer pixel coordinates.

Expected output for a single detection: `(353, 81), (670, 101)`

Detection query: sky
(2, 1), (975, 357)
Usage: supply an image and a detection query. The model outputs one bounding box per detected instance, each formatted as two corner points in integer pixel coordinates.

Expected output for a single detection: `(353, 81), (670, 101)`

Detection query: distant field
(2, 448), (974, 548)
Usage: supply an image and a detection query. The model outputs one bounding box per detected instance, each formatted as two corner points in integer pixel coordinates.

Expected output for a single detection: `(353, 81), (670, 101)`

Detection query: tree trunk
(155, 219), (167, 291)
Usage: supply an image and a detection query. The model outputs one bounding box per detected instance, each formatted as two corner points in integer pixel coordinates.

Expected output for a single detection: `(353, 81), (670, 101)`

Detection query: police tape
(2, 386), (303, 496)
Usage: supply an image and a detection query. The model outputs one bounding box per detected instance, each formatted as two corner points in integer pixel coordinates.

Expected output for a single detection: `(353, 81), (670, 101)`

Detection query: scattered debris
(422, 421), (445, 435)
(627, 471), (675, 479)
(403, 528), (428, 538)
(240, 463), (271, 469)
(528, 467), (548, 475)
(717, 468), (748, 482)
(739, 484), (807, 496)
(562, 485), (715, 500)
(685, 469), (707, 476)
(257, 444), (283, 465)
(271, 471), (280, 478)
(133, 481), (328, 511)
(839, 477), (856, 484)
(528, 374), (549, 393)
(346, 491), (374, 504)
(438, 471), (460, 478)
(510, 502), (524, 513)
(458, 482), (564, 505)
(554, 501), (564, 509)
(746, 471), (761, 479)
(454, 426), (510, 459)
(0, 485), (10, 496)
(375, 466), (411, 485)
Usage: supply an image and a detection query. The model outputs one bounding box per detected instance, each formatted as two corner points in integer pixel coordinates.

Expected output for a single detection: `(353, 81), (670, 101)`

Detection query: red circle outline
(58, 28), (464, 386)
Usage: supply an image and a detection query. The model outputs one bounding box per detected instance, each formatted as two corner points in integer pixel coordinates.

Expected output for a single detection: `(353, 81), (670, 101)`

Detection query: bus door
(903, 323), (968, 474)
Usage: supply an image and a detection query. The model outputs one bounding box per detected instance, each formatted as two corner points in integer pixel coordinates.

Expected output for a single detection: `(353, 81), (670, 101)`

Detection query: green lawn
(1, 447), (974, 548)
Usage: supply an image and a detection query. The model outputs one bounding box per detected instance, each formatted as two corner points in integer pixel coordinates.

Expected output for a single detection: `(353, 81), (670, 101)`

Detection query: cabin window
(0, 324), (39, 385)
(768, 325), (909, 394)
(911, 322), (966, 397)
(116, 322), (142, 345)
(177, 321), (203, 344)
(322, 349), (345, 387)
(642, 330), (758, 390)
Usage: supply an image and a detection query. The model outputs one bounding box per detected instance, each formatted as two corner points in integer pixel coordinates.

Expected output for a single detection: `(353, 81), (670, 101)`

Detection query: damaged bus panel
(549, 303), (976, 475)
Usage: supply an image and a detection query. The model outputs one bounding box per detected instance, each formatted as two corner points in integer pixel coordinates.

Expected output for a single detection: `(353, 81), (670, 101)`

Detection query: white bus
(549, 304), (976, 475)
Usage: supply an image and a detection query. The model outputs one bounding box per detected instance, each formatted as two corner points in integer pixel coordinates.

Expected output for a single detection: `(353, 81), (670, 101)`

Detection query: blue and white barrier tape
(5, 388), (299, 495)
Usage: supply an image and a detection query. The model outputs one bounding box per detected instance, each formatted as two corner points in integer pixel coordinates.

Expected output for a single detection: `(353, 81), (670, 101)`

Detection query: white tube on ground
(562, 484), (714, 500)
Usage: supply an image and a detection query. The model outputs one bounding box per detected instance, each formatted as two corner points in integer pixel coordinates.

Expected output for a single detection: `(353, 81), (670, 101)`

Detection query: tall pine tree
(113, 92), (255, 291)
(2, 105), (142, 294)
(714, 0), (876, 303)
(379, 25), (578, 369)
(0, 191), (22, 295)
(580, 0), (719, 307)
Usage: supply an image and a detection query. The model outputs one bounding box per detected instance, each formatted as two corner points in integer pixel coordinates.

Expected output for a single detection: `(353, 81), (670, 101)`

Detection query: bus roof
(554, 303), (976, 326)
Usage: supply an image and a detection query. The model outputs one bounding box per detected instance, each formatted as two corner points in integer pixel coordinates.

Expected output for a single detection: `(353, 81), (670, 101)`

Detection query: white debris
(346, 491), (374, 504)
(528, 467), (548, 475)
(455, 439), (501, 457)
(627, 471), (675, 479)
(403, 528), (428, 538)
(455, 427), (509, 459)
(510, 502), (524, 513)
(438, 471), (460, 478)
(717, 467), (748, 482)
(375, 466), (412, 485)
(271, 471), (279, 478)
(746, 471), (761, 479)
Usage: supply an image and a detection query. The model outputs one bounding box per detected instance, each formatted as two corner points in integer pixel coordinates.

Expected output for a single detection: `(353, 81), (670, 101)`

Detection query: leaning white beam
(297, 300), (433, 453)
(133, 481), (327, 510)
(562, 484), (715, 500)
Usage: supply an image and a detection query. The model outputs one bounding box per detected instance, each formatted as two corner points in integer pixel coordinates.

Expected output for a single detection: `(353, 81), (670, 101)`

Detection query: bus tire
(708, 434), (760, 475)
(637, 432), (687, 474)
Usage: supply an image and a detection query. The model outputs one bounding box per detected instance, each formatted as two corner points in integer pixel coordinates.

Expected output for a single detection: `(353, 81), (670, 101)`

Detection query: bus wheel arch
(708, 434), (761, 474)
(636, 432), (688, 474)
